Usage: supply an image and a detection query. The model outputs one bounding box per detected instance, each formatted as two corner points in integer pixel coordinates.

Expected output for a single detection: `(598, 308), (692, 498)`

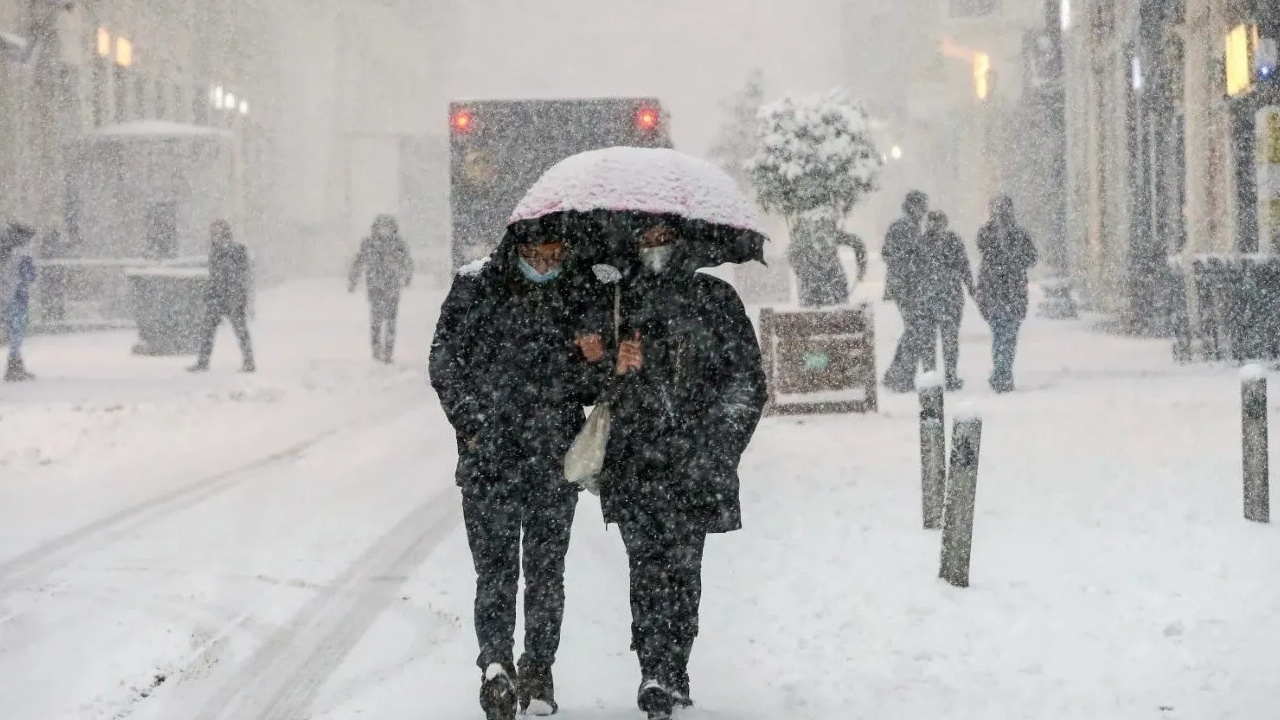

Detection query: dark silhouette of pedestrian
(917, 211), (974, 390)
(788, 210), (867, 308)
(349, 214), (413, 363)
(1, 222), (38, 382)
(975, 196), (1037, 393)
(600, 219), (767, 719)
(188, 220), (254, 373)
(881, 191), (930, 392)
(430, 232), (609, 720)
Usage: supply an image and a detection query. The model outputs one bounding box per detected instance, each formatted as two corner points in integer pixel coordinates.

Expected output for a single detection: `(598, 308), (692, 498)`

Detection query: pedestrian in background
(975, 195), (1037, 393)
(1, 222), (38, 382)
(349, 214), (413, 363)
(189, 220), (255, 373)
(881, 190), (930, 392)
(917, 210), (974, 391)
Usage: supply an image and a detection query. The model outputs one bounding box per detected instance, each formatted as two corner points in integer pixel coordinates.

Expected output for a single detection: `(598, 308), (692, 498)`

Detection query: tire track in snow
(182, 482), (461, 720)
(0, 395), (425, 597)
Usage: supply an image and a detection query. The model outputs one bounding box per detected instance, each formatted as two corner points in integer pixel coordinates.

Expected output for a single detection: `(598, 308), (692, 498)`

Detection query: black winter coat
(599, 272), (767, 534)
(882, 216), (923, 305)
(206, 241), (251, 310)
(918, 229), (974, 319)
(975, 221), (1037, 322)
(429, 259), (608, 489)
(350, 233), (413, 297)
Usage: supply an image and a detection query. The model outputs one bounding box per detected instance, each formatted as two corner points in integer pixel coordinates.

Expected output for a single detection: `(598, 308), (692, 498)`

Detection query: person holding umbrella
(429, 223), (608, 720)
(503, 146), (769, 720)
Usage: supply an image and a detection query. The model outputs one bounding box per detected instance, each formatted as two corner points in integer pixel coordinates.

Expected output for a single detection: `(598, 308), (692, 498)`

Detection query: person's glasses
(519, 245), (567, 264)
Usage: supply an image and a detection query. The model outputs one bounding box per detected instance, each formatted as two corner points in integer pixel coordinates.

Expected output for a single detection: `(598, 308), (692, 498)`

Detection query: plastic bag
(564, 402), (611, 494)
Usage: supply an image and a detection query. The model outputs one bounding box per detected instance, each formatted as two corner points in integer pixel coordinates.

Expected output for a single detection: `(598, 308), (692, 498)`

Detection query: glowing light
(115, 37), (133, 67)
(451, 108), (475, 134)
(974, 52), (992, 100)
(635, 106), (660, 132)
(212, 85), (224, 109)
(239, 100), (249, 115)
(96, 27), (111, 57)
(890, 145), (903, 160)
(1227, 24), (1257, 98)
(1061, 0), (1071, 31)
(224, 92), (236, 110)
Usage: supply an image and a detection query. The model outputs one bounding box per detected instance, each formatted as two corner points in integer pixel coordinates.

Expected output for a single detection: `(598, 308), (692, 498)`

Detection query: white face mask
(640, 245), (674, 273)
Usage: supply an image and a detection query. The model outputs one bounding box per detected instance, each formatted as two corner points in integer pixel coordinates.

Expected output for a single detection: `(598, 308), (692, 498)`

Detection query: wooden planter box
(759, 304), (878, 415)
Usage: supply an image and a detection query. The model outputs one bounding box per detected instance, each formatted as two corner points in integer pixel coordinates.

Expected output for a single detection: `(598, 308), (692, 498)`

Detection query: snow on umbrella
(506, 146), (768, 269)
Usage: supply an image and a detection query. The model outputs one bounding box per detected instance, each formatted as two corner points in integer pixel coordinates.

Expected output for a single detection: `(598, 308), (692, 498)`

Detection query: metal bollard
(1241, 366), (1270, 524)
(940, 410), (983, 588)
(918, 371), (946, 530)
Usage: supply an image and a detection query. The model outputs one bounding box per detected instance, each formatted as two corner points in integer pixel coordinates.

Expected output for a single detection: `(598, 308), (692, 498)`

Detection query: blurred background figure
(1, 222), (38, 382)
(917, 210), (974, 391)
(975, 195), (1037, 393)
(349, 214), (414, 363)
(881, 190), (929, 392)
(189, 220), (255, 373)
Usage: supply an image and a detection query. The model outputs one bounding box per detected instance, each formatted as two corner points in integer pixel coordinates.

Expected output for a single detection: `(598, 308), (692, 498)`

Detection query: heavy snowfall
(1, 1), (1279, 720)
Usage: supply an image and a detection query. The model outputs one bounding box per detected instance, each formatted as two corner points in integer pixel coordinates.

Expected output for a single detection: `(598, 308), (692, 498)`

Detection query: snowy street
(1, 277), (1277, 720)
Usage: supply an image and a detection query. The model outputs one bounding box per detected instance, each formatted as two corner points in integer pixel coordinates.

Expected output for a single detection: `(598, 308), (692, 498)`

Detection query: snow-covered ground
(1, 275), (1277, 720)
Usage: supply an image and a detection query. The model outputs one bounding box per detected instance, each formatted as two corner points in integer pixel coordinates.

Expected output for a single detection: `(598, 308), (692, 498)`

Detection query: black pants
(462, 481), (577, 670)
(989, 316), (1022, 386)
(369, 291), (400, 360)
(920, 311), (962, 381)
(618, 512), (706, 688)
(197, 304), (253, 366)
(884, 302), (931, 388)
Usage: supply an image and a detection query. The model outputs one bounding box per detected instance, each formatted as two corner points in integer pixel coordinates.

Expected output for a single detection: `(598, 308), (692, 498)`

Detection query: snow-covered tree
(708, 69), (764, 189)
(746, 90), (882, 222)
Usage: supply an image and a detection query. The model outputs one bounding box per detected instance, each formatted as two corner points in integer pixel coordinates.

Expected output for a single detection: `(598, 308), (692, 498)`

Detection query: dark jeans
(196, 304), (253, 366)
(461, 481), (577, 670)
(989, 316), (1022, 385)
(618, 511), (706, 688)
(920, 311), (962, 381)
(369, 290), (400, 360)
(884, 302), (931, 388)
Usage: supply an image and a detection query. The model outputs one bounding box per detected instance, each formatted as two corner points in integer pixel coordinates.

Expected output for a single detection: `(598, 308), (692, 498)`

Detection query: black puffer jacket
(600, 270), (767, 534)
(975, 221), (1037, 322)
(429, 253), (608, 488)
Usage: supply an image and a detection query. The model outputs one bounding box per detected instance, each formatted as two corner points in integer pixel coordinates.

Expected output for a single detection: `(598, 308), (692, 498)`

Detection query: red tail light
(635, 106), (660, 133)
(451, 108), (475, 135)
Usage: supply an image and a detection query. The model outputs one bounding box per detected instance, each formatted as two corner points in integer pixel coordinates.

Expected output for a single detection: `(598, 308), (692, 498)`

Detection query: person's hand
(616, 330), (643, 375)
(467, 434), (480, 451)
(576, 334), (605, 363)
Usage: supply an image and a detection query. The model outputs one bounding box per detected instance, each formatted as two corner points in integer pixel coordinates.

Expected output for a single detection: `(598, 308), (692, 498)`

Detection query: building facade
(0, 0), (455, 280)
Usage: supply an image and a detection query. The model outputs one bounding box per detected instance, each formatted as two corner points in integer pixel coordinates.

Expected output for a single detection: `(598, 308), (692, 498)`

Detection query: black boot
(516, 658), (557, 716)
(5, 355), (34, 382)
(637, 679), (673, 720)
(479, 661), (517, 720)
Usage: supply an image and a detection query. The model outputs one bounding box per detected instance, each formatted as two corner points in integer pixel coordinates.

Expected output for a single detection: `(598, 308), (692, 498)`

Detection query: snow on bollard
(940, 405), (983, 588)
(1240, 365), (1270, 524)
(918, 371), (946, 530)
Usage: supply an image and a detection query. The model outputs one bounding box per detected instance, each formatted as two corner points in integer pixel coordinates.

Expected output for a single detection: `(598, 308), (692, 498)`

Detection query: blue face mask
(517, 257), (562, 284)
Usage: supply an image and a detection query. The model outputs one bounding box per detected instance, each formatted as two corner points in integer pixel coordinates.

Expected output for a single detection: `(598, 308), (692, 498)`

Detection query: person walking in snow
(975, 195), (1037, 393)
(916, 211), (974, 391)
(429, 228), (609, 720)
(788, 209), (867, 308)
(188, 220), (255, 373)
(881, 190), (931, 392)
(1, 222), (38, 382)
(599, 218), (767, 720)
(348, 214), (413, 363)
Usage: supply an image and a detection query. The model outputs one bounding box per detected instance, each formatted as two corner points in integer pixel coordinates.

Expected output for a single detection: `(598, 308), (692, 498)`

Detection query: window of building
(949, 0), (1001, 18)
